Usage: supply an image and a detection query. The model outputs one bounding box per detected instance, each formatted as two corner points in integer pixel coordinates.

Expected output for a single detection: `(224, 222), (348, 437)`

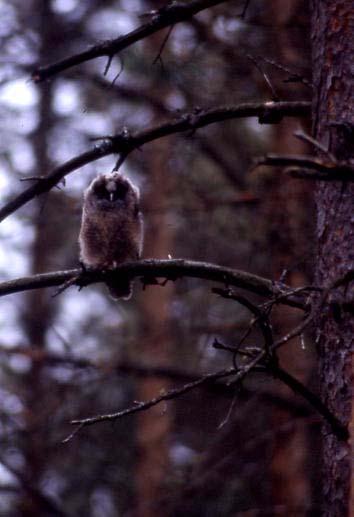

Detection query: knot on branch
(110, 128), (134, 153)
(157, 1), (188, 20)
(93, 139), (114, 155)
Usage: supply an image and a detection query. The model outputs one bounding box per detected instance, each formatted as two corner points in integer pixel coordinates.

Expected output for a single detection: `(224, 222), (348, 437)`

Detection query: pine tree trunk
(311, 1), (354, 515)
(134, 138), (174, 517)
(265, 2), (314, 513)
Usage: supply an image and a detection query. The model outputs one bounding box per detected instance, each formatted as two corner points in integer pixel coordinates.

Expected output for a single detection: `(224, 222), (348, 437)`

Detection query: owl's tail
(106, 279), (133, 300)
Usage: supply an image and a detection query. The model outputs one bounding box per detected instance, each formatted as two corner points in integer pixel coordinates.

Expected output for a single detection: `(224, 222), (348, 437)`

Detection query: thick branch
(0, 259), (307, 309)
(0, 101), (310, 223)
(32, 0), (231, 82)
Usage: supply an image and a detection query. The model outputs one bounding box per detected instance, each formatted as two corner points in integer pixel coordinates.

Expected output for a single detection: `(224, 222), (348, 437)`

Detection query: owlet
(79, 172), (143, 299)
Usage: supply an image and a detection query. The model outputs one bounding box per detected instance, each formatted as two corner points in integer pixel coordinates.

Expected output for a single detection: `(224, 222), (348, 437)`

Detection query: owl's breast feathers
(79, 208), (142, 268)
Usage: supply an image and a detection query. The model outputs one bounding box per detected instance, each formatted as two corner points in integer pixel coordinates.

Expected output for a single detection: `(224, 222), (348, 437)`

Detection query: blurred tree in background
(0, 1), (352, 516)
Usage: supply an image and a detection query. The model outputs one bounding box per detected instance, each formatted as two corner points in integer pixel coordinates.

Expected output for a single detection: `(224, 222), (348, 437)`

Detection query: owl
(79, 172), (143, 299)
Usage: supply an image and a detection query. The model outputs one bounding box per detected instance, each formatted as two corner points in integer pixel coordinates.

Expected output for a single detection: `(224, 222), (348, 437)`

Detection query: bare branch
(65, 337), (348, 442)
(0, 142), (113, 223)
(254, 153), (354, 180)
(259, 57), (312, 89)
(0, 101), (310, 223)
(272, 312), (314, 350)
(213, 287), (273, 352)
(212, 290), (347, 440)
(32, 0), (232, 82)
(152, 25), (174, 65)
(65, 350), (266, 442)
(267, 364), (349, 441)
(240, 0), (251, 18)
(0, 259), (307, 309)
(293, 129), (336, 160)
(247, 54), (280, 101)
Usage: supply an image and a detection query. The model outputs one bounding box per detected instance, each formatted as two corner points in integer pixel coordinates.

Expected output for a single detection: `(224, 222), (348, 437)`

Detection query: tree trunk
(19, 2), (63, 514)
(311, 1), (354, 515)
(134, 138), (174, 517)
(265, 2), (314, 513)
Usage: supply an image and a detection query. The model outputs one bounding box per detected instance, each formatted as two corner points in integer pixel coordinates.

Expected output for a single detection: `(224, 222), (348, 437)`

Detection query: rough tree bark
(311, 1), (354, 516)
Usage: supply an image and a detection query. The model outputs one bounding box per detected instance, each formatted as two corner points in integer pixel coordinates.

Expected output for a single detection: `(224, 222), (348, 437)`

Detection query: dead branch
(212, 289), (348, 440)
(32, 0), (232, 82)
(213, 287), (274, 352)
(64, 352), (264, 442)
(64, 335), (348, 442)
(254, 153), (354, 181)
(0, 101), (310, 223)
(260, 57), (312, 89)
(267, 364), (348, 440)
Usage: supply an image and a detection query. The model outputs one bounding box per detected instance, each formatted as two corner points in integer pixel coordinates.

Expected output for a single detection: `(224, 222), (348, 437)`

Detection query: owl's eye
(93, 183), (107, 199)
(115, 182), (129, 199)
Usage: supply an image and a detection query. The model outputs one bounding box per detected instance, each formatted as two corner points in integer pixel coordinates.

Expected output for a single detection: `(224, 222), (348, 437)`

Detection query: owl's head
(84, 173), (140, 212)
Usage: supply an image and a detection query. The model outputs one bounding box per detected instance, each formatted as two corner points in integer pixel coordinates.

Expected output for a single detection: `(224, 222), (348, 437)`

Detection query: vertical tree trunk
(268, 118), (313, 515)
(134, 139), (174, 517)
(19, 2), (62, 514)
(311, 1), (354, 515)
(266, 2), (314, 513)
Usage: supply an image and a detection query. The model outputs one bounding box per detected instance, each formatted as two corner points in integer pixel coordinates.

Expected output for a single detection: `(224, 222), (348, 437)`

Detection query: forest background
(0, 0), (352, 516)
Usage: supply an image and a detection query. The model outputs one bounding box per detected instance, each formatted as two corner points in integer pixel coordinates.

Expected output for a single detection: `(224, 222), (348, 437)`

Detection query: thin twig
(111, 56), (125, 85)
(272, 312), (314, 351)
(247, 54), (280, 101)
(213, 287), (273, 353)
(64, 366), (239, 441)
(153, 25), (174, 65)
(103, 54), (114, 76)
(51, 275), (81, 298)
(217, 393), (239, 429)
(260, 57), (312, 89)
(293, 129), (336, 161)
(212, 291), (346, 440)
(240, 0), (251, 18)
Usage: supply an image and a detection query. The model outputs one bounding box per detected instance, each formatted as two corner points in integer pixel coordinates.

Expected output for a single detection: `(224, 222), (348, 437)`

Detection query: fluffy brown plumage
(79, 172), (143, 299)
